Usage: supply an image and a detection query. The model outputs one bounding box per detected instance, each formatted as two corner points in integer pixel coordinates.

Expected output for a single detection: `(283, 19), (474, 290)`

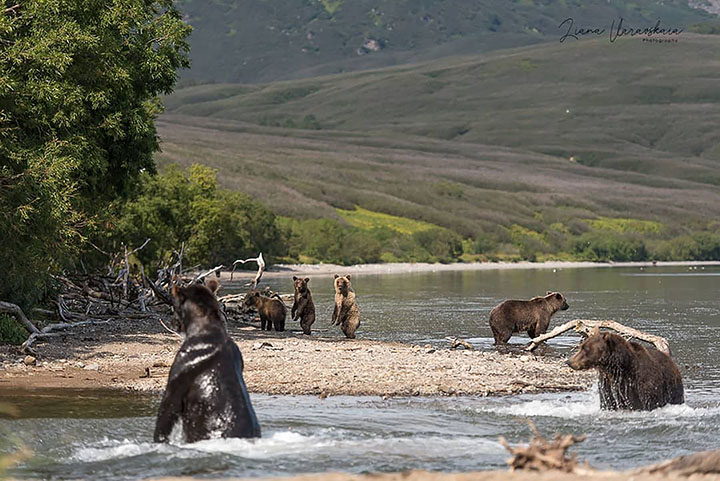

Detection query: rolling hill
(157, 34), (720, 260)
(176, 0), (714, 84)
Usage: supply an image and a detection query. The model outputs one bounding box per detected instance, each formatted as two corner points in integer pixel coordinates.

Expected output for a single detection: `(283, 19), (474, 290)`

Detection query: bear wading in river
(291, 276), (315, 335)
(154, 279), (261, 443)
(568, 328), (684, 411)
(332, 274), (360, 339)
(489, 291), (569, 345)
(244, 290), (286, 331)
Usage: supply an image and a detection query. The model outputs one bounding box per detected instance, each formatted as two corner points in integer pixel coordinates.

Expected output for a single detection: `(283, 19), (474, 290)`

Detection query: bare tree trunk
(0, 301), (39, 334)
(526, 319), (670, 355)
(230, 253), (265, 288)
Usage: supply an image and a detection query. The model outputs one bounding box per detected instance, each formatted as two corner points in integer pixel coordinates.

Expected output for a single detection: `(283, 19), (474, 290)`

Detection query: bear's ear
(590, 325), (600, 337)
(206, 278), (220, 295)
(171, 283), (183, 302)
(346, 274), (351, 280)
(254, 291), (260, 297)
(334, 274), (340, 279)
(304, 277), (310, 283)
(293, 276), (298, 281)
(547, 290), (553, 295)
(555, 293), (562, 300)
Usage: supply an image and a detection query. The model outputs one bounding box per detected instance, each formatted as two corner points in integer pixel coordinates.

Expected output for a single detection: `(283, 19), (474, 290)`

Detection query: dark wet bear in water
(243, 290), (286, 331)
(291, 276), (315, 335)
(568, 329), (684, 411)
(154, 280), (261, 443)
(489, 291), (569, 345)
(332, 274), (360, 339)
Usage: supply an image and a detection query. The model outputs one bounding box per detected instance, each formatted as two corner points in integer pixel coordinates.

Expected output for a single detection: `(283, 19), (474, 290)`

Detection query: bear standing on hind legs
(568, 328), (684, 411)
(154, 279), (261, 443)
(291, 276), (315, 335)
(332, 274), (360, 339)
(489, 291), (569, 345)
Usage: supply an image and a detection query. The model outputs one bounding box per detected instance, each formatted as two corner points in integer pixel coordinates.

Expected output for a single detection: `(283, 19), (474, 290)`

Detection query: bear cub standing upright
(332, 274), (360, 339)
(568, 328), (684, 411)
(291, 276), (315, 335)
(489, 291), (569, 345)
(154, 279), (261, 443)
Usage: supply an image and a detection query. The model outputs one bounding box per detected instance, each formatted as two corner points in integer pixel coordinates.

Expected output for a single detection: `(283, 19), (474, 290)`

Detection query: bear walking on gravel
(332, 274), (360, 339)
(154, 279), (261, 443)
(568, 328), (684, 411)
(244, 290), (287, 331)
(291, 276), (315, 335)
(489, 291), (569, 345)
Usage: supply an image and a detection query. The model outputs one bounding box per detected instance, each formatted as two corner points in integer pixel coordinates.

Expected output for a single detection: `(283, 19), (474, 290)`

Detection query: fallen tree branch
(193, 265), (223, 283)
(636, 449), (720, 476)
(21, 319), (112, 354)
(0, 301), (39, 334)
(230, 253), (264, 287)
(525, 319), (670, 355)
(499, 421), (590, 473)
(447, 337), (473, 350)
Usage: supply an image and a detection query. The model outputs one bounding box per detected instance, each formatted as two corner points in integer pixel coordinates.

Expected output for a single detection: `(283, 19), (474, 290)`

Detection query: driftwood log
(526, 319), (671, 355)
(636, 449), (720, 476)
(499, 421), (591, 473)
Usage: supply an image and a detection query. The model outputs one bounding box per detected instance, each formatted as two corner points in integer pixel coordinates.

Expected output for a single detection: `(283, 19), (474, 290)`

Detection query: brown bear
(291, 276), (315, 335)
(568, 329), (684, 411)
(332, 274), (360, 339)
(243, 290), (286, 331)
(489, 291), (569, 345)
(154, 281), (261, 443)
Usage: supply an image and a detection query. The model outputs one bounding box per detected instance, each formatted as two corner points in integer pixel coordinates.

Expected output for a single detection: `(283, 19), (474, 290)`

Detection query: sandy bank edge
(225, 260), (720, 280)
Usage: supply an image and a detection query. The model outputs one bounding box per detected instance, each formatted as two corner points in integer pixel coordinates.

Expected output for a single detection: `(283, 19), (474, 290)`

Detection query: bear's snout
(561, 302), (569, 310)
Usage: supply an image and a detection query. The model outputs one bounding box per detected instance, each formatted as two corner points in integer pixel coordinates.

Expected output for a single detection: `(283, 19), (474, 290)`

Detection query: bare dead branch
(193, 265), (224, 283)
(525, 319), (670, 355)
(0, 301), (39, 334)
(230, 253), (265, 287)
(447, 337), (473, 350)
(4, 4), (20, 14)
(21, 319), (112, 354)
(500, 421), (590, 473)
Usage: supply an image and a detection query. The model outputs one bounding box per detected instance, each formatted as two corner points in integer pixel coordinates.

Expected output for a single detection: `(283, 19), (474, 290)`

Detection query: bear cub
(244, 290), (287, 331)
(568, 329), (684, 411)
(332, 274), (360, 339)
(154, 280), (261, 443)
(489, 291), (569, 345)
(291, 276), (315, 335)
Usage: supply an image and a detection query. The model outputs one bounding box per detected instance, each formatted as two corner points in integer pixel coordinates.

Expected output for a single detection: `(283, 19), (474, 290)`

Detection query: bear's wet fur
(292, 276), (315, 335)
(489, 291), (569, 345)
(154, 281), (261, 443)
(332, 274), (360, 339)
(568, 330), (684, 411)
(243, 290), (287, 331)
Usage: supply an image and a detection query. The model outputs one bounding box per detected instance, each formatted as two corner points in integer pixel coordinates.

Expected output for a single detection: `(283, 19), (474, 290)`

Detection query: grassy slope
(158, 35), (720, 245)
(176, 0), (712, 84)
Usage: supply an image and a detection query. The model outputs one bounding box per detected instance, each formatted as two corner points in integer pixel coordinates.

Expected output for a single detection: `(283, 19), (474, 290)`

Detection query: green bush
(570, 232), (648, 262)
(113, 164), (287, 268)
(0, 315), (28, 345)
(412, 228), (463, 263)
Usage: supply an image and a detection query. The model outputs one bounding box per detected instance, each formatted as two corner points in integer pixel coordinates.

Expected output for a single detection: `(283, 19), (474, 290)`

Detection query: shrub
(570, 232), (648, 262)
(0, 315), (28, 345)
(113, 164), (286, 268)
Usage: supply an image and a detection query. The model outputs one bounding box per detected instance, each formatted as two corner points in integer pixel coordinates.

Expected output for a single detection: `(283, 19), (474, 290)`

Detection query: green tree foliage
(115, 164), (286, 267)
(0, 1), (190, 307)
(570, 232), (648, 262)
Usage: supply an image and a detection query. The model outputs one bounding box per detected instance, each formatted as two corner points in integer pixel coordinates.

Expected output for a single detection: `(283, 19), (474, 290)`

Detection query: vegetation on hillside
(174, 0), (713, 84)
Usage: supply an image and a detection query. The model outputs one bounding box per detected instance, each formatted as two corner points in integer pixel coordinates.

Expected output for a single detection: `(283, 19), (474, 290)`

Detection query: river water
(3, 265), (720, 479)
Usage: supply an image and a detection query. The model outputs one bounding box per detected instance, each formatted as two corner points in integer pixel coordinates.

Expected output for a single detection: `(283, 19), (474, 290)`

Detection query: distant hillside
(158, 34), (720, 262)
(176, 0), (713, 84)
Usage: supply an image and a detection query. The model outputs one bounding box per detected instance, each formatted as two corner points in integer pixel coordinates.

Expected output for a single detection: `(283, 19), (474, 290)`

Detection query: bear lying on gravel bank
(489, 291), (569, 345)
(154, 280), (261, 443)
(568, 328), (684, 411)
